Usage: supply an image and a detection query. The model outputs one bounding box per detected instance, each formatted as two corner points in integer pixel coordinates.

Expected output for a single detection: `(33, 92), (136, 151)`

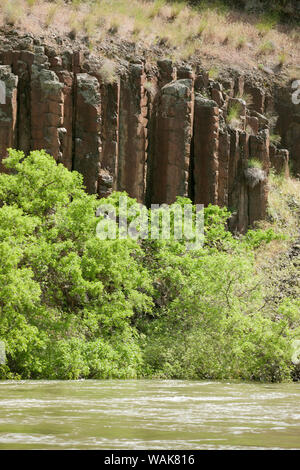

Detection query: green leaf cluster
(0, 149), (298, 381)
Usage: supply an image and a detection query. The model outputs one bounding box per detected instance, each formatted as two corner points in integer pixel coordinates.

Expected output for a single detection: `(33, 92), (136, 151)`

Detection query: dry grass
(253, 173), (300, 272)
(267, 172), (300, 237)
(98, 58), (118, 85)
(0, 0), (299, 70)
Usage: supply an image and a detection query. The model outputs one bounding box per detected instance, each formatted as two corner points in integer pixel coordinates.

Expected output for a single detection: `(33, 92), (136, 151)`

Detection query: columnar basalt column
(244, 82), (265, 114)
(118, 64), (148, 202)
(0, 65), (18, 171)
(218, 129), (230, 207)
(56, 70), (74, 169)
(193, 95), (219, 206)
(248, 130), (270, 225)
(236, 131), (249, 232)
(152, 79), (193, 204)
(144, 71), (159, 207)
(31, 68), (64, 160)
(269, 144), (289, 177)
(100, 79), (120, 192)
(157, 59), (176, 88)
(73, 73), (102, 194)
(0, 50), (34, 155)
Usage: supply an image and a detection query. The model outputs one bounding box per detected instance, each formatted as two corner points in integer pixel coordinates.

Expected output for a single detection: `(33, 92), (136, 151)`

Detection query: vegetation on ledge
(0, 149), (299, 381)
(0, 1), (299, 74)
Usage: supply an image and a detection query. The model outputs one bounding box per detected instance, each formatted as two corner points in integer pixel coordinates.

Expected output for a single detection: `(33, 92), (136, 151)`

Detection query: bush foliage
(0, 150), (299, 381)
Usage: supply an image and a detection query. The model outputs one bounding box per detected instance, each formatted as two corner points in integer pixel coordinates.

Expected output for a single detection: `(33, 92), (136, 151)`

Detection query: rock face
(0, 65), (18, 171)
(193, 96), (219, 206)
(0, 43), (297, 231)
(151, 79), (193, 204)
(73, 73), (102, 194)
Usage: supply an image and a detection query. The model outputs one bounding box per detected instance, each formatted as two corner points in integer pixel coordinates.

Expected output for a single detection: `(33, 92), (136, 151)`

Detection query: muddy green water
(0, 380), (299, 449)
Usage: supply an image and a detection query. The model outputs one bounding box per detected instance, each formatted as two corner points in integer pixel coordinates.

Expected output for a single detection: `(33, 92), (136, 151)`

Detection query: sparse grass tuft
(227, 101), (241, 126)
(45, 4), (59, 29)
(258, 40), (276, 56)
(236, 92), (253, 106)
(208, 65), (219, 80)
(270, 134), (282, 146)
(98, 59), (118, 85)
(3, 0), (22, 26)
(248, 158), (263, 169)
(256, 13), (278, 36)
(0, 0), (298, 69)
(278, 52), (287, 67)
(148, 0), (166, 19)
(26, 0), (37, 7)
(236, 35), (246, 50)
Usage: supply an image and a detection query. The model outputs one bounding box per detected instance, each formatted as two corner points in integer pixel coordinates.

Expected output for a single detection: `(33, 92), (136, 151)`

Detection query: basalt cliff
(0, 35), (299, 231)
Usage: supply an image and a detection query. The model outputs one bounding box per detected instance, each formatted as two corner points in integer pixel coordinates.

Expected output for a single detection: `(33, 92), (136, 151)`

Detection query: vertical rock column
(56, 70), (74, 170)
(118, 64), (148, 202)
(0, 65), (18, 171)
(31, 68), (64, 160)
(74, 73), (102, 194)
(248, 130), (270, 225)
(193, 96), (219, 206)
(236, 131), (249, 232)
(151, 79), (193, 204)
(218, 129), (230, 207)
(227, 129), (250, 232)
(269, 144), (289, 177)
(16, 51), (34, 155)
(99, 79), (120, 197)
(157, 59), (176, 88)
(142, 68), (158, 208)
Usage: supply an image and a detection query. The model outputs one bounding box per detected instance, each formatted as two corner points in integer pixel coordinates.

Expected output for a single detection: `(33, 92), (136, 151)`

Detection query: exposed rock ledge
(0, 37), (299, 232)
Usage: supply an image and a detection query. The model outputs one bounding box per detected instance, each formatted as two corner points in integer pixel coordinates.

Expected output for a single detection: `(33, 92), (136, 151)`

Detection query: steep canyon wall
(0, 41), (298, 231)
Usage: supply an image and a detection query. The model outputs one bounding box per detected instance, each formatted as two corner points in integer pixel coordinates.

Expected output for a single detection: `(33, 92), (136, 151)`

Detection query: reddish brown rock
(118, 64), (148, 202)
(246, 115), (259, 134)
(0, 44), (295, 231)
(151, 79), (193, 204)
(30, 67), (64, 160)
(157, 59), (176, 88)
(244, 82), (265, 114)
(269, 144), (289, 177)
(0, 65), (18, 171)
(193, 96), (219, 206)
(247, 130), (270, 225)
(218, 129), (230, 207)
(73, 73), (102, 194)
(100, 79), (120, 192)
(56, 70), (74, 169)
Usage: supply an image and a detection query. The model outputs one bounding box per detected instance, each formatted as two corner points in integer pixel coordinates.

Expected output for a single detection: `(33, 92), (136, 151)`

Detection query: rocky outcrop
(193, 96), (219, 206)
(0, 41), (297, 231)
(0, 65), (18, 171)
(151, 79), (193, 204)
(118, 64), (148, 202)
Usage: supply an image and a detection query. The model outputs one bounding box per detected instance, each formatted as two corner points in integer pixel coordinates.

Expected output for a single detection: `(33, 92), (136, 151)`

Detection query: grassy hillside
(0, 0), (299, 75)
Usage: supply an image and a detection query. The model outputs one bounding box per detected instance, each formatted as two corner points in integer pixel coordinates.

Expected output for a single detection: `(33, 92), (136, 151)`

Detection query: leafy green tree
(0, 149), (298, 381)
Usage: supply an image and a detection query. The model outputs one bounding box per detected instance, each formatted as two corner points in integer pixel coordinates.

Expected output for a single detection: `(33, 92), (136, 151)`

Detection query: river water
(0, 380), (299, 449)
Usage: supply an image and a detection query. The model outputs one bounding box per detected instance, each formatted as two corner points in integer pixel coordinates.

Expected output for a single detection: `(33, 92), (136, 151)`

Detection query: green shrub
(0, 149), (298, 381)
